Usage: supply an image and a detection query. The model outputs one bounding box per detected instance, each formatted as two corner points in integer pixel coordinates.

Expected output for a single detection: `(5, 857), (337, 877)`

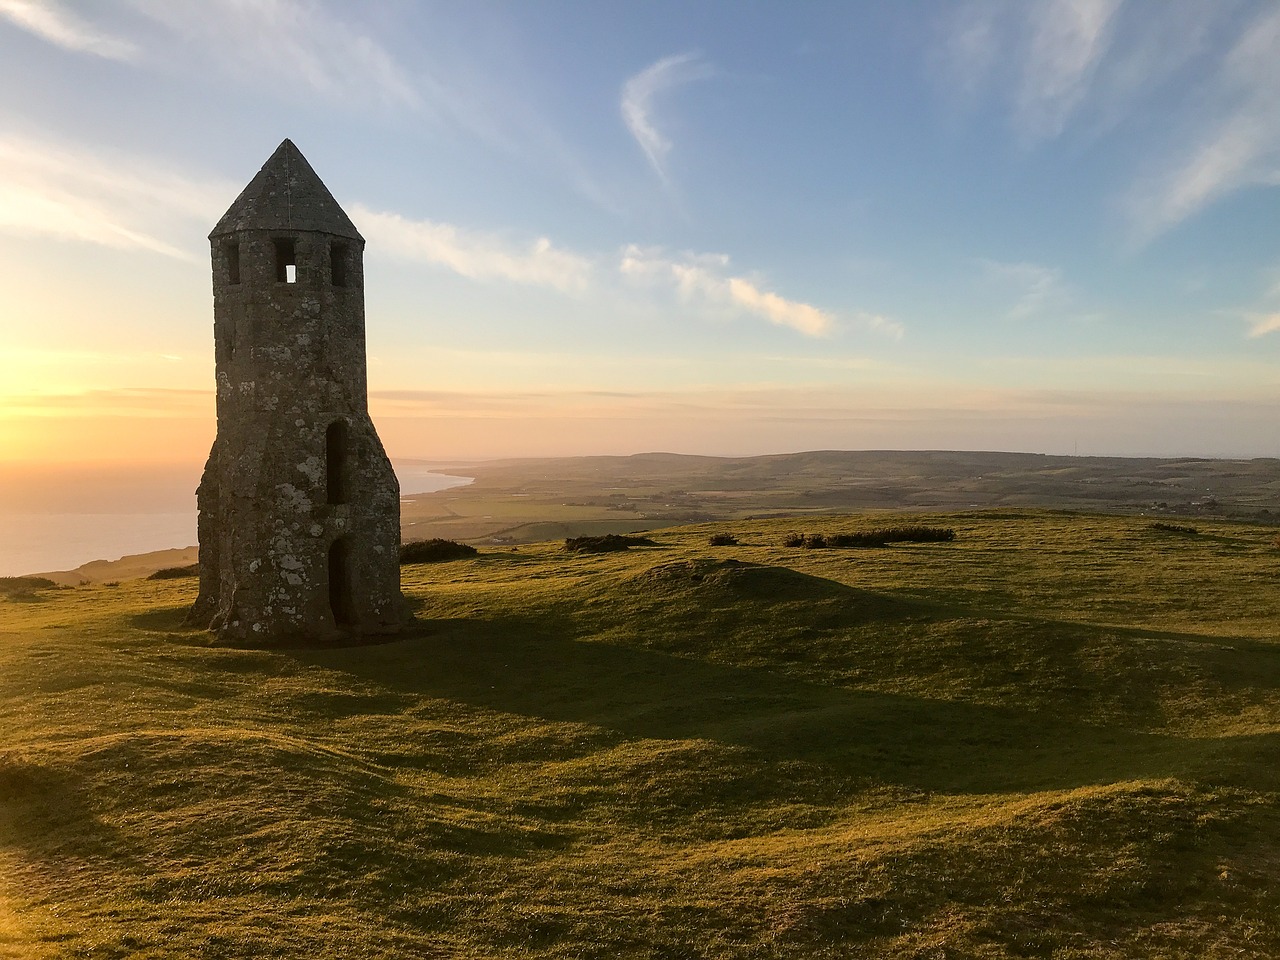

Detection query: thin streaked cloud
(353, 205), (593, 294)
(0, 135), (230, 259)
(1128, 4), (1280, 244)
(940, 0), (1122, 143)
(1247, 314), (1280, 338)
(938, 2), (1280, 244)
(621, 52), (714, 181)
(978, 259), (1070, 320)
(128, 0), (421, 110)
(0, 0), (136, 60)
(1013, 0), (1122, 143)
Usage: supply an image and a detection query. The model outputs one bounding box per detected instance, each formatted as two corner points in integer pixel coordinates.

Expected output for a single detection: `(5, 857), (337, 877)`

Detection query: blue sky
(2, 0), (1280, 465)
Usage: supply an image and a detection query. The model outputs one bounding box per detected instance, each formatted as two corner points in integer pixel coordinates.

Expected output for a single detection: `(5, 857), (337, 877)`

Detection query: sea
(0, 465), (472, 578)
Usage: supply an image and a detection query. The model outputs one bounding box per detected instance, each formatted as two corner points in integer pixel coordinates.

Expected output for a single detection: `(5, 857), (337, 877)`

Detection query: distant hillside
(27, 451), (1280, 582)
(402, 450), (1280, 545)
(32, 545), (199, 586)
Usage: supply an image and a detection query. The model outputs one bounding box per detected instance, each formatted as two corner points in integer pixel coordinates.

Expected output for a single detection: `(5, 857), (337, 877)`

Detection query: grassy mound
(2, 510), (1279, 957)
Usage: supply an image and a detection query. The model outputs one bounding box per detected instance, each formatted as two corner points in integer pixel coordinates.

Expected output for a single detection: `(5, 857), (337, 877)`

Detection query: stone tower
(190, 139), (403, 643)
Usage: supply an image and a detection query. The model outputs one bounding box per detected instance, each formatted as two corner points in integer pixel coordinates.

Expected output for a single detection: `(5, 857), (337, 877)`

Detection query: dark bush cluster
(564, 534), (658, 553)
(785, 526), (956, 549)
(708, 533), (739, 546)
(147, 564), (199, 580)
(0, 576), (58, 597)
(399, 539), (479, 564)
(1151, 522), (1198, 535)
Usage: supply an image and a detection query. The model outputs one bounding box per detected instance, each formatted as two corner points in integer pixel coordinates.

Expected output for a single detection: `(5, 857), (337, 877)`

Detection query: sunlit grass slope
(3, 511), (1280, 958)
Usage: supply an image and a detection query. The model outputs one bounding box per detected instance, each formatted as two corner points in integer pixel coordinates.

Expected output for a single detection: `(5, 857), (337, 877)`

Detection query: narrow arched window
(328, 539), (355, 627)
(331, 241), (348, 288)
(223, 241), (241, 284)
(325, 420), (348, 505)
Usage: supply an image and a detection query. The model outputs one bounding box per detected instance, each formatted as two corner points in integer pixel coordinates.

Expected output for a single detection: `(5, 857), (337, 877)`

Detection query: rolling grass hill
(3, 510), (1280, 957)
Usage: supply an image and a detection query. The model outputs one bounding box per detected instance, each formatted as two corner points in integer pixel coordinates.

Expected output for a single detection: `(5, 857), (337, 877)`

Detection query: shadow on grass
(130, 604), (195, 632)
(241, 559), (1273, 799)
(288, 614), (1195, 800)
(0, 757), (131, 861)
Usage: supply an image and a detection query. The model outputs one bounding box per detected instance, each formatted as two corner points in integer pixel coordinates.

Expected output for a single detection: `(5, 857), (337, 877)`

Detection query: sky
(3, 0), (1280, 490)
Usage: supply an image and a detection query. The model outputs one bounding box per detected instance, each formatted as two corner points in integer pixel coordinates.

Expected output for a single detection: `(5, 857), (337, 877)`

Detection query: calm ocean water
(0, 467), (471, 577)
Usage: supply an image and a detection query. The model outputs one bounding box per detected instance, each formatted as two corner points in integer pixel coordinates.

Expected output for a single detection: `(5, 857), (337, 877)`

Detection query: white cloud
(0, 135), (231, 259)
(352, 205), (593, 294)
(619, 245), (891, 339)
(0, 0), (136, 60)
(621, 52), (714, 180)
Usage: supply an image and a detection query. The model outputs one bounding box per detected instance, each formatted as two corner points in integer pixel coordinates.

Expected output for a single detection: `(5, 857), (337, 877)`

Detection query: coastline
(0, 469), (473, 579)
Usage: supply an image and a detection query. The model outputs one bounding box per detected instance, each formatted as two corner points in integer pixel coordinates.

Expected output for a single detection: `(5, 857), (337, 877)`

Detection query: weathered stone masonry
(189, 139), (404, 642)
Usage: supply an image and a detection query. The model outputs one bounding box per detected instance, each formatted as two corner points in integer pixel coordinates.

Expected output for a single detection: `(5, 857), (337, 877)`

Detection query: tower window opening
(328, 539), (355, 627)
(326, 419), (349, 505)
(223, 241), (240, 284)
(331, 241), (348, 288)
(274, 238), (297, 283)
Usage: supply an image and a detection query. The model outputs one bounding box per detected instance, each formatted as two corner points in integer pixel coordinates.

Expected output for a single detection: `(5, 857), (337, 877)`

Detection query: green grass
(3, 510), (1280, 957)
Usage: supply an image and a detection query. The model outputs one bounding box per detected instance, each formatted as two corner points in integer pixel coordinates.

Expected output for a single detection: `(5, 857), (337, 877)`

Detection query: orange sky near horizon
(3, 380), (1279, 479)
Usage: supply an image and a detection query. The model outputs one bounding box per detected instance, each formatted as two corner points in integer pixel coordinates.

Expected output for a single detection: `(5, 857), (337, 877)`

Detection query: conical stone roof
(209, 139), (363, 241)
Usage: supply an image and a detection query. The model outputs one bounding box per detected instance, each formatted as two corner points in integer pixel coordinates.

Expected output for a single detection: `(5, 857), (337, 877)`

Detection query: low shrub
(785, 527), (956, 549)
(708, 533), (739, 546)
(399, 539), (478, 564)
(0, 576), (57, 597)
(147, 564), (199, 580)
(1151, 522), (1198, 535)
(564, 534), (658, 553)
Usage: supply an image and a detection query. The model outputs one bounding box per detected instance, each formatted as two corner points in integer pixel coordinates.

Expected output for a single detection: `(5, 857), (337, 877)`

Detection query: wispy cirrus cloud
(940, 2), (1280, 243)
(0, 0), (136, 60)
(352, 205), (593, 294)
(0, 135), (231, 260)
(621, 52), (714, 181)
(128, 0), (420, 110)
(1128, 5), (1280, 244)
(1013, 0), (1122, 142)
(940, 0), (1121, 143)
(620, 245), (899, 339)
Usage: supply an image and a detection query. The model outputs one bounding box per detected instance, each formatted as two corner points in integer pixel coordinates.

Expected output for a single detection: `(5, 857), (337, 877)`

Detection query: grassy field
(3, 510), (1280, 957)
